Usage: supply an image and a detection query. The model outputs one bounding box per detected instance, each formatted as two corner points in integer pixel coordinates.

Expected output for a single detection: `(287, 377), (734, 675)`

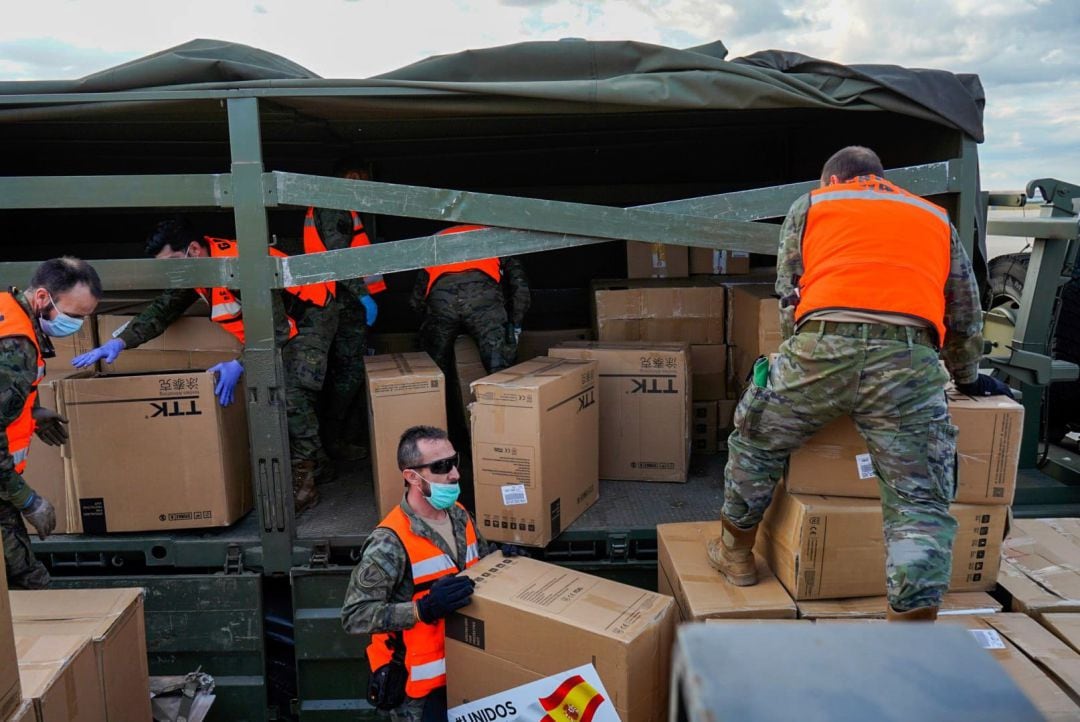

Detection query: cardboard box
(15, 632), (106, 722)
(999, 518), (1080, 614)
(689, 344), (726, 401)
(717, 399), (736, 429)
(96, 314), (240, 375)
(758, 486), (1007, 600)
(470, 357), (599, 546)
(594, 283), (725, 345)
(0, 536), (21, 722)
(786, 390), (1024, 505)
(365, 353), (447, 521)
(657, 521), (796, 620)
(725, 284), (782, 388)
(44, 322), (96, 381)
(367, 332), (421, 356)
(627, 242), (689, 279)
(689, 248), (750, 275)
(796, 592), (1002, 619)
(515, 329), (592, 364)
(445, 555), (677, 722)
(550, 342), (690, 482)
(60, 371), (252, 532)
(22, 380), (82, 535)
(1040, 614), (1080, 655)
(6, 700), (33, 722)
(11, 589), (151, 722)
(939, 614), (1080, 722)
(451, 336), (487, 431)
(691, 401), (718, 455)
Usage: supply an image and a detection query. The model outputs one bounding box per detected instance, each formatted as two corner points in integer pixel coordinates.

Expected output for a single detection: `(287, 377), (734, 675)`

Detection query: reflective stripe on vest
(366, 503), (480, 698)
(425, 225), (501, 296)
(797, 176), (951, 344)
(195, 237), (321, 344)
(0, 292), (44, 475)
(302, 207), (387, 298)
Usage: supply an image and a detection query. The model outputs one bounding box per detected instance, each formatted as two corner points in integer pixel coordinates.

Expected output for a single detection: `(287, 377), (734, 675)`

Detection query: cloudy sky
(1, 0), (1077, 190)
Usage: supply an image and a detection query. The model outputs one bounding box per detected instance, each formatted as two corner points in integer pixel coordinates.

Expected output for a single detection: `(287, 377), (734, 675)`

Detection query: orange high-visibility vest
(366, 504), (480, 698)
(195, 237), (333, 344)
(797, 175), (951, 344)
(302, 207), (387, 303)
(0, 292), (44, 475)
(425, 225), (501, 296)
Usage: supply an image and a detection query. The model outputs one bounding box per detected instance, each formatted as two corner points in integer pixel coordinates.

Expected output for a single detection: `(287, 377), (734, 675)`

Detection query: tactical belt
(796, 320), (938, 350)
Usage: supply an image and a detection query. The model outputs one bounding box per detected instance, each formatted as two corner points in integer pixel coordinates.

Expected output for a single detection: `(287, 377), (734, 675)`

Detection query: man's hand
(416, 574), (475, 623)
(957, 374), (1013, 397)
(71, 339), (125, 368)
(22, 493), (56, 540)
(32, 407), (69, 446)
(361, 295), (378, 326)
(505, 322), (522, 345)
(208, 360), (244, 406)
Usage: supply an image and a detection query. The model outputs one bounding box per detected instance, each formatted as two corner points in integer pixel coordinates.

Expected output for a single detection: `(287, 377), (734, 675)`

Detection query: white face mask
(39, 293), (84, 338)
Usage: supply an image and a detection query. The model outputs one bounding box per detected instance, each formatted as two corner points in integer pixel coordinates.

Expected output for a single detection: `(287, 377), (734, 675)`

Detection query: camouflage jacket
(311, 207), (373, 301)
(117, 287), (294, 350)
(775, 193), (984, 384)
(341, 496), (496, 635)
(0, 291), (53, 507)
(409, 257), (531, 325)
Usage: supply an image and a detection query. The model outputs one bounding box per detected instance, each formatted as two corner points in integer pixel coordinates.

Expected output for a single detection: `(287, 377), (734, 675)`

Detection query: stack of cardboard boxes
(2, 539), (151, 721)
(625, 242), (750, 280)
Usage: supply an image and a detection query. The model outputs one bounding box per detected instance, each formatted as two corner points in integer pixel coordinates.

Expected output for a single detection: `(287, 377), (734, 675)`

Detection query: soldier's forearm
(342, 600), (417, 635)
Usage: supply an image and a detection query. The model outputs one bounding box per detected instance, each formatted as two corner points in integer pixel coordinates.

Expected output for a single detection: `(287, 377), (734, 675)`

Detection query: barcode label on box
(969, 629), (1006, 649)
(855, 453), (876, 480)
(501, 484), (528, 506)
(111, 319), (132, 338)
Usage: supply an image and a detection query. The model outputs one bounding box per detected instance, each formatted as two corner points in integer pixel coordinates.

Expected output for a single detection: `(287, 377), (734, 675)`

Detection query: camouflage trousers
(324, 290), (369, 426)
(283, 302), (341, 463)
(722, 324), (958, 612)
(384, 689), (446, 722)
(419, 274), (512, 377)
(1, 499), (50, 589)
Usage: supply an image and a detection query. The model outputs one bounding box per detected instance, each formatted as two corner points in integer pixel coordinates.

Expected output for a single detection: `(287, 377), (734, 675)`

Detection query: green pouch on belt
(752, 355), (769, 388)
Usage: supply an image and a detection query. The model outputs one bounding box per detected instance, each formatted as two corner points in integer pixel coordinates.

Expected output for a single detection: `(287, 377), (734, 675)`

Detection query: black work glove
(956, 374), (1013, 397)
(416, 574), (475, 623)
(32, 407), (69, 446)
(501, 544), (527, 558)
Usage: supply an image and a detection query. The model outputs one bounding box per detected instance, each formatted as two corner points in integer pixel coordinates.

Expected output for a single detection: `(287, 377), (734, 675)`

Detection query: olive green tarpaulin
(0, 38), (984, 141)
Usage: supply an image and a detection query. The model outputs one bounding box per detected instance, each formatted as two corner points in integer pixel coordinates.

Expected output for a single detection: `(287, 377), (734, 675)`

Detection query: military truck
(0, 38), (1075, 720)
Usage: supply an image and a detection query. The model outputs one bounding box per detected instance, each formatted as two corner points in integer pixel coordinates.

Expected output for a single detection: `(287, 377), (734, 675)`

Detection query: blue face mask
(40, 294), (84, 338)
(420, 476), (461, 510)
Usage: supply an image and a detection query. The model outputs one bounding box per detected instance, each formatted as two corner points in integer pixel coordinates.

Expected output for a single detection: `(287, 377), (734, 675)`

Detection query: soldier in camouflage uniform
(73, 220), (337, 513)
(342, 426), (513, 722)
(709, 146), (1012, 620)
(410, 226), (531, 378)
(2, 258), (103, 588)
(304, 158), (386, 461)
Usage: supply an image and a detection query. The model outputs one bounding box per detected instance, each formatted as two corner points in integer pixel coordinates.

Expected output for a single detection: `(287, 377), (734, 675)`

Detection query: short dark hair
(333, 156), (370, 178)
(145, 218), (206, 257)
(29, 257), (103, 299)
(820, 146), (884, 184)
(397, 425), (449, 471)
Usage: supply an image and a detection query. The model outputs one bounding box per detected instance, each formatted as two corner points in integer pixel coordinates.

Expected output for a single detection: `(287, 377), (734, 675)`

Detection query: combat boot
(706, 517), (759, 586)
(292, 460), (320, 515)
(886, 605), (939, 622)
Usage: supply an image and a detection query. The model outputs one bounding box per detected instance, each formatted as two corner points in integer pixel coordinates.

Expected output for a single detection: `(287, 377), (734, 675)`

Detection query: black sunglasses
(408, 453), (459, 475)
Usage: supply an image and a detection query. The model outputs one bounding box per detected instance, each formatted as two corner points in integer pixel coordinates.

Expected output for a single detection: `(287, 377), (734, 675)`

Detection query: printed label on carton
(512, 570), (594, 613)
(481, 514), (538, 533)
(372, 378), (441, 397)
(500, 484), (528, 506)
(445, 613), (486, 649)
(476, 444), (536, 487)
(968, 629), (1006, 650)
(855, 453), (876, 480)
(156, 376), (202, 395)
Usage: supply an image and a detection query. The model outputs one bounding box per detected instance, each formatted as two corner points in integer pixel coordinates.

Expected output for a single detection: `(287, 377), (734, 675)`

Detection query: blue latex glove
(208, 360), (244, 406)
(360, 294), (378, 326)
(71, 338), (125, 368)
(957, 374), (1013, 397)
(501, 544), (527, 558)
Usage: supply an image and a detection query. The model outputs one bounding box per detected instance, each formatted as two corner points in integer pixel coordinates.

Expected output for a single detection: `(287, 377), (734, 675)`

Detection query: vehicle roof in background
(0, 38), (984, 141)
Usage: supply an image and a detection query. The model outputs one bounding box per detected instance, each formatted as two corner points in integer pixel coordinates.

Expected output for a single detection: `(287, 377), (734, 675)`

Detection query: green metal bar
(0, 257), (237, 291)
(0, 174), (231, 209)
(0, 85), (460, 105)
(954, 137), (980, 258)
(228, 97), (296, 574)
(986, 218), (1079, 240)
(271, 172), (782, 253)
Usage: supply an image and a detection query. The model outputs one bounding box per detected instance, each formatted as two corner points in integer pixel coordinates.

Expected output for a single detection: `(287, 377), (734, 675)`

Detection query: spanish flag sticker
(539, 674), (605, 722)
